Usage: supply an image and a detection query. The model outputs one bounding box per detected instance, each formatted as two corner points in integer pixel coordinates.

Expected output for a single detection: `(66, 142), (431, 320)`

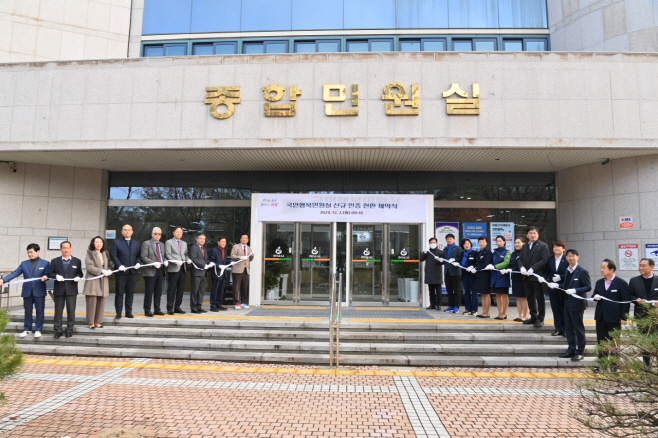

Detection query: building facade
(1, 0), (657, 306)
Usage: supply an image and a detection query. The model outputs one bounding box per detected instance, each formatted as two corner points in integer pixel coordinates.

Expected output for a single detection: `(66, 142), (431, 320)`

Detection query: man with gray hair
(140, 227), (166, 317)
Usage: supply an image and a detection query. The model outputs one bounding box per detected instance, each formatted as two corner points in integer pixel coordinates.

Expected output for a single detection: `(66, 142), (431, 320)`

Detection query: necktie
(177, 240), (181, 252)
(156, 242), (162, 263)
(243, 245), (246, 255)
(200, 245), (205, 257)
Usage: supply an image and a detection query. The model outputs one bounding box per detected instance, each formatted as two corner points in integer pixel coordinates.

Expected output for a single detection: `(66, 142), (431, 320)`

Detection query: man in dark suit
(559, 249), (591, 362)
(48, 241), (83, 338)
(140, 227), (166, 317)
(592, 259), (629, 369)
(441, 233), (462, 313)
(628, 258), (658, 367)
(543, 240), (569, 336)
(517, 226), (549, 327)
(420, 237), (443, 310)
(110, 224), (141, 319)
(208, 236), (231, 311)
(0, 243), (49, 338)
(189, 233), (209, 313)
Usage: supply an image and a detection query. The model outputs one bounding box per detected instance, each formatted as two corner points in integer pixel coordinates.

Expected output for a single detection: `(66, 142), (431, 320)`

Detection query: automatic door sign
(272, 246), (287, 258)
(307, 247), (323, 259)
(619, 244), (639, 270)
(398, 248), (410, 260)
(361, 248), (373, 260)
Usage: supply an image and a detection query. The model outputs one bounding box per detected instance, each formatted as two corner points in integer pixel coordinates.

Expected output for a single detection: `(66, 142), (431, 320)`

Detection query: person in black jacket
(592, 259), (629, 368)
(460, 238), (478, 315)
(543, 240), (569, 336)
(517, 226), (550, 327)
(208, 236), (231, 311)
(442, 234), (463, 314)
(48, 241), (83, 338)
(628, 258), (658, 367)
(420, 237), (444, 310)
(510, 237), (529, 322)
(558, 249), (592, 362)
(474, 236), (494, 318)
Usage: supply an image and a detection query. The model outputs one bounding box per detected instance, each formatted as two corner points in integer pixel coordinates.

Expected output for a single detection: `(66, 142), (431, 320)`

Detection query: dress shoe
(115, 314), (122, 319)
(199, 308), (208, 313)
(494, 316), (507, 320)
(210, 307), (219, 312)
(476, 314), (490, 318)
(167, 311), (175, 315)
(571, 355), (585, 361)
(65, 331), (72, 338)
(513, 318), (523, 322)
(174, 308), (186, 314)
(559, 352), (575, 358)
(426, 306), (435, 310)
(54, 331), (63, 338)
(125, 313), (134, 318)
(523, 319), (536, 325)
(154, 310), (165, 316)
(190, 310), (201, 314)
(551, 331), (564, 336)
(145, 311), (154, 317)
(533, 320), (544, 328)
(217, 306), (228, 311)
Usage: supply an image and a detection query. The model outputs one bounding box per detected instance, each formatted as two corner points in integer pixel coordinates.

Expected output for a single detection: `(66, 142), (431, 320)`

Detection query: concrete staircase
(8, 315), (597, 367)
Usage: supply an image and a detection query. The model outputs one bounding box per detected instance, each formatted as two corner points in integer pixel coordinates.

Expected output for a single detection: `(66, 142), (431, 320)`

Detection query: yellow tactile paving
(262, 306), (328, 310)
(23, 357), (589, 379)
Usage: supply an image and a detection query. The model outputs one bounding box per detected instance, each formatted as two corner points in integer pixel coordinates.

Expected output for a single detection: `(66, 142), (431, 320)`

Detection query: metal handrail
(329, 271), (343, 367)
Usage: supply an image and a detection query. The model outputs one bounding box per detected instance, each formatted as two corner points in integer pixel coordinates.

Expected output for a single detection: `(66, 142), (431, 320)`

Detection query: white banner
(490, 222), (514, 251)
(255, 194), (430, 224)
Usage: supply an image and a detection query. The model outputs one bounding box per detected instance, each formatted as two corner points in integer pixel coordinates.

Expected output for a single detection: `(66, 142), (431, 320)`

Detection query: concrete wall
(557, 154), (658, 280)
(0, 0), (132, 63)
(0, 163), (108, 272)
(548, 0), (658, 52)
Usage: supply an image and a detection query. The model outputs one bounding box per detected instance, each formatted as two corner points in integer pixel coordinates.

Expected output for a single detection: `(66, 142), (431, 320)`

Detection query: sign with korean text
(435, 223), (459, 251)
(463, 222), (487, 247)
(490, 222), (514, 251)
(255, 194), (430, 224)
(619, 216), (634, 229)
(618, 244), (640, 270)
(645, 244), (658, 269)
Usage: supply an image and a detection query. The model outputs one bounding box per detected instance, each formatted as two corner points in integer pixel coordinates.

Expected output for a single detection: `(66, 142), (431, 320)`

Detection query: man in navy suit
(0, 243), (50, 338)
(543, 240), (569, 336)
(48, 241), (83, 338)
(208, 236), (231, 311)
(110, 224), (141, 319)
(441, 233), (463, 313)
(592, 259), (629, 369)
(558, 249), (591, 362)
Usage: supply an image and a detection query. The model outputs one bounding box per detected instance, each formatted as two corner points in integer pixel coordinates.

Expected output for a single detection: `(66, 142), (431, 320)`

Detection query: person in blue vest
(0, 243), (50, 338)
(442, 233), (463, 313)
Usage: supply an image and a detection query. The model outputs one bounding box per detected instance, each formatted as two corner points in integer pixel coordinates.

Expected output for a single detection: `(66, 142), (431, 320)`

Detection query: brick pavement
(0, 356), (608, 437)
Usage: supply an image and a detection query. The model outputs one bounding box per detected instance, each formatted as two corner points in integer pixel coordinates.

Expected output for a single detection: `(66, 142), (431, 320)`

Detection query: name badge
(38, 267), (44, 270)
(611, 289), (617, 293)
(574, 278), (578, 281)
(72, 266), (77, 269)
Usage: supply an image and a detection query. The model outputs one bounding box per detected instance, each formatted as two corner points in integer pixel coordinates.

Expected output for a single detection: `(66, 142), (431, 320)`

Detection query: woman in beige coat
(83, 236), (111, 329)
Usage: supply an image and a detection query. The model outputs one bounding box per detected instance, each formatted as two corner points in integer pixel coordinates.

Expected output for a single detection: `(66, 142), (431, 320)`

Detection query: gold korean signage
(204, 82), (480, 119)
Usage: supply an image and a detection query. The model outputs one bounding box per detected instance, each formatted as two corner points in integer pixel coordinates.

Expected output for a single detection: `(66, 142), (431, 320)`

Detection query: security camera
(9, 162), (16, 173)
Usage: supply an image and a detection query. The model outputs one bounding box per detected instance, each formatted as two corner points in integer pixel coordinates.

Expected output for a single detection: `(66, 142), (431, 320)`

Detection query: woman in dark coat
(475, 236), (494, 318)
(510, 237), (529, 322)
(460, 238), (478, 315)
(419, 237), (444, 310)
(490, 235), (512, 319)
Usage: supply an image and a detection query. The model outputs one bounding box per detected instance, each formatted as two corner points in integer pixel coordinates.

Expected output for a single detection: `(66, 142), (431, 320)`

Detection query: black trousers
(115, 274), (137, 315)
(144, 268), (164, 312)
(232, 271), (249, 304)
(548, 289), (565, 331)
(524, 279), (545, 322)
(53, 294), (76, 333)
(210, 275), (227, 308)
(427, 284), (441, 309)
(444, 275), (461, 308)
(190, 275), (207, 311)
(166, 270), (186, 311)
(564, 308), (586, 355)
(595, 318), (621, 358)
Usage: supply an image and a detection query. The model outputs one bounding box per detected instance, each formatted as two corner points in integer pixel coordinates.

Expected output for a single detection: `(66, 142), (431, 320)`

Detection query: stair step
(15, 344), (595, 367)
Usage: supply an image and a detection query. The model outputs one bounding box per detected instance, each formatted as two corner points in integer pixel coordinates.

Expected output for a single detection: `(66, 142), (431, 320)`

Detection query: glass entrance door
(262, 222), (333, 304)
(350, 223), (421, 305)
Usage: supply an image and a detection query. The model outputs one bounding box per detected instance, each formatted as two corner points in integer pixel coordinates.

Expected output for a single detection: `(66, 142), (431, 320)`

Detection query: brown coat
(230, 244), (254, 274)
(82, 250), (110, 297)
